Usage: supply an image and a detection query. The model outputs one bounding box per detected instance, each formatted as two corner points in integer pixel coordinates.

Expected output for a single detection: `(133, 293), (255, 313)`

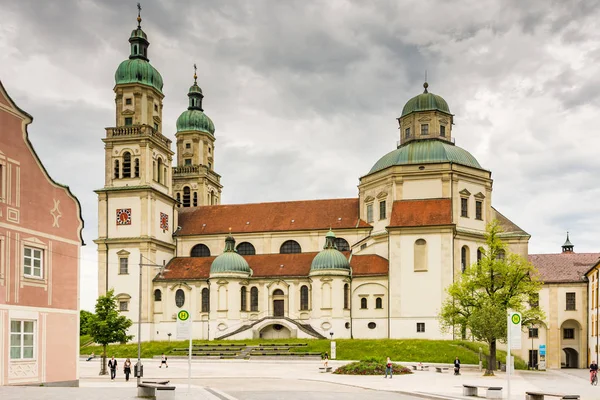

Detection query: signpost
(177, 309), (192, 393)
(539, 344), (546, 370)
(507, 311), (522, 400)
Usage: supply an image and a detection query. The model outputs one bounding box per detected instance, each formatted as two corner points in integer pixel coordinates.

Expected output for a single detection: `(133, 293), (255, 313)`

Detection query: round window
(368, 322), (376, 329)
(345, 322), (350, 329)
(273, 324), (283, 331)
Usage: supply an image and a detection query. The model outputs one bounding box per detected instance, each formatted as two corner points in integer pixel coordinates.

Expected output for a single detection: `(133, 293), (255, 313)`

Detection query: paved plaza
(0, 358), (599, 399)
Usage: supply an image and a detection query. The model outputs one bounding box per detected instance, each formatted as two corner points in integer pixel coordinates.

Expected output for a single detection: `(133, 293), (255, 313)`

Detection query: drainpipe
(105, 191), (109, 293)
(348, 251), (353, 339)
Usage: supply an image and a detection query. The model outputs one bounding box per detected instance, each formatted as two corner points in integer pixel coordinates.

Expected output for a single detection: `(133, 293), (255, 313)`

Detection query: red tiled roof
(388, 198), (452, 228)
(528, 253), (600, 283)
(177, 198), (371, 235)
(156, 252), (388, 280)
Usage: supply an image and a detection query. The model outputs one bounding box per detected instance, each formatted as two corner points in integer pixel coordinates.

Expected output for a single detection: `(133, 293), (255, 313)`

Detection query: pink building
(0, 80), (84, 386)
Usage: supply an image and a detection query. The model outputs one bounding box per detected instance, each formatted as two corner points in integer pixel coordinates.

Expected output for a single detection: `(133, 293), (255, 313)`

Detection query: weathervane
(193, 63), (198, 84)
(137, 3), (142, 28)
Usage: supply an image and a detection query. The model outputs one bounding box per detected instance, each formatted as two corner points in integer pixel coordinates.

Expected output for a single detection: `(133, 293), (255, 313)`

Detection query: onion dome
(369, 139), (482, 174)
(176, 65), (215, 134)
(210, 235), (251, 276)
(401, 82), (451, 118)
(114, 5), (164, 93)
(310, 230), (350, 273)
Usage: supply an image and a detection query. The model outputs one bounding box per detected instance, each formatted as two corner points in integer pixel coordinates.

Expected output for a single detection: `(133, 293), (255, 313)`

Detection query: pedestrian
(454, 356), (461, 375)
(123, 358), (132, 382)
(384, 357), (393, 378)
(86, 352), (95, 362)
(159, 353), (168, 368)
(108, 356), (117, 380)
(323, 352), (329, 368)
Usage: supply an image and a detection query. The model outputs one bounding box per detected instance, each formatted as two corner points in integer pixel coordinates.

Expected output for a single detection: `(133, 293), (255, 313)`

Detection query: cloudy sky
(1, 0), (599, 310)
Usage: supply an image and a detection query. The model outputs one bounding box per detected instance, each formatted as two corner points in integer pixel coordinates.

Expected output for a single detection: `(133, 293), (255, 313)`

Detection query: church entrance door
(273, 300), (284, 317)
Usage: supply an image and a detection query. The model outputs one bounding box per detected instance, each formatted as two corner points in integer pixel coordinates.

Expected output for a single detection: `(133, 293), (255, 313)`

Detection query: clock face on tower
(116, 208), (132, 225)
(160, 212), (169, 231)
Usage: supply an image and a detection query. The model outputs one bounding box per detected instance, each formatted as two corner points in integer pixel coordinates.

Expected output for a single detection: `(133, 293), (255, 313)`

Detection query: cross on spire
(193, 63), (197, 84)
(137, 3), (142, 28)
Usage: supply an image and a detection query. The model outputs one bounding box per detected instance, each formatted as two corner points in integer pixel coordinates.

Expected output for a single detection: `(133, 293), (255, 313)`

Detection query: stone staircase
(215, 316), (326, 340)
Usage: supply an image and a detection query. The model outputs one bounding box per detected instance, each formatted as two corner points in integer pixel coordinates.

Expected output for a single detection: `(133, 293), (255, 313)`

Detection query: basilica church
(95, 11), (530, 343)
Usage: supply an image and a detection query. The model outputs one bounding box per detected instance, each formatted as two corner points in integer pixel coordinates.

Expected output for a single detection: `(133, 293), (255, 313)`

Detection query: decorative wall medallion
(50, 199), (61, 227)
(116, 208), (132, 225)
(160, 212), (169, 231)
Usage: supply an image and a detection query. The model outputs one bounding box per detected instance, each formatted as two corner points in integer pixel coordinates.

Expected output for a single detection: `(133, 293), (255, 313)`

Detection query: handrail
(106, 124), (171, 147)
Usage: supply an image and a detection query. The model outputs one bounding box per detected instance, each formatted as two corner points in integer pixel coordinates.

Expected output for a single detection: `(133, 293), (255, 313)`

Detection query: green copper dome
(115, 59), (164, 93)
(210, 236), (251, 275)
(176, 110), (215, 134)
(401, 83), (451, 118)
(369, 139), (482, 174)
(310, 231), (350, 272)
(130, 28), (147, 40)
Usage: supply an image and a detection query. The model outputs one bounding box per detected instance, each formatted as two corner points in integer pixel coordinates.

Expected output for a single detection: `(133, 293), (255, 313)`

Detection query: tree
(439, 220), (544, 375)
(87, 289), (133, 375)
(80, 310), (93, 336)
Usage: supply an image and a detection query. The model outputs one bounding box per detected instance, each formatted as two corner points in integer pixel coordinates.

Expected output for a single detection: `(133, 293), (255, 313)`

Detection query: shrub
(333, 359), (412, 375)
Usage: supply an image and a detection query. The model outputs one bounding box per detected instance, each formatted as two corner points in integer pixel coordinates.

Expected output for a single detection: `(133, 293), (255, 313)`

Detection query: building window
(201, 288), (210, 312)
(236, 242), (256, 255)
(421, 124), (429, 135)
(124, 117), (133, 126)
(175, 289), (185, 308)
(563, 328), (575, 339)
(176, 193), (181, 206)
(156, 158), (163, 183)
(300, 285), (309, 311)
(461, 198), (468, 217)
(154, 289), (162, 302)
(528, 328), (539, 338)
(184, 159), (192, 166)
(440, 125), (446, 137)
(366, 204), (373, 223)
(125, 98), (132, 105)
(343, 284), (349, 309)
(417, 322), (425, 332)
(250, 287), (258, 311)
(240, 286), (247, 311)
(190, 244), (211, 257)
(477, 248), (484, 263)
(475, 201), (483, 220)
(334, 238), (350, 252)
(23, 247), (43, 278)
(122, 152), (131, 178)
(496, 250), (506, 260)
(208, 162), (212, 170)
(134, 158), (140, 177)
(529, 293), (539, 308)
(185, 143), (191, 149)
(154, 123), (159, 131)
(114, 160), (120, 179)
(154, 103), (158, 112)
(360, 297), (367, 309)
(280, 240), (301, 254)
(405, 127), (410, 138)
(379, 200), (386, 220)
(368, 322), (376, 329)
(360, 243), (367, 250)
(10, 320), (34, 359)
(182, 186), (191, 207)
(119, 301), (128, 311)
(119, 257), (128, 275)
(566, 292), (576, 310)
(208, 147), (212, 154)
(414, 239), (427, 272)
(461, 246), (469, 273)
(375, 297), (383, 309)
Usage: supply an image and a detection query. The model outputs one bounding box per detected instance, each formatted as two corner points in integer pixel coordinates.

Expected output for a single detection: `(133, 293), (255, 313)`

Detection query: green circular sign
(511, 313), (521, 324)
(178, 310), (190, 321)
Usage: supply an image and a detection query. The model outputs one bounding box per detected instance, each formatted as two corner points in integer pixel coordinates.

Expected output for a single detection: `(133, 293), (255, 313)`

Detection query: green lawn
(80, 338), (526, 369)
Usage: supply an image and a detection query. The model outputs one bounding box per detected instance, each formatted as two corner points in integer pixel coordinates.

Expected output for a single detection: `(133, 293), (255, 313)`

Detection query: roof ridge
(177, 197), (358, 211)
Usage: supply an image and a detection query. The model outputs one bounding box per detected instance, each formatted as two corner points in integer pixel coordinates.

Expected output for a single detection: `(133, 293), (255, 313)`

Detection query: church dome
(369, 139), (482, 174)
(210, 235), (251, 276)
(310, 231), (350, 272)
(115, 59), (164, 93)
(176, 110), (215, 134)
(401, 83), (450, 118)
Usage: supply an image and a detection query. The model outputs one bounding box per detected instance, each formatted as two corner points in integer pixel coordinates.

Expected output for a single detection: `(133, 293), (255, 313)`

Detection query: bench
(525, 392), (580, 400)
(319, 367), (332, 373)
(435, 367), (450, 373)
(463, 384), (503, 399)
(411, 364), (430, 371)
(138, 381), (176, 399)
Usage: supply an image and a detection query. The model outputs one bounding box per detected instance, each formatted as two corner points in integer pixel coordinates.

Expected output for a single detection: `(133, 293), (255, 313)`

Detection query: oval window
(175, 289), (185, 308)
(345, 322), (351, 329)
(368, 322), (376, 329)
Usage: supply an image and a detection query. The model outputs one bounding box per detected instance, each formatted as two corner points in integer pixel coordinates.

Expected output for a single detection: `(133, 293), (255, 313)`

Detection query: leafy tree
(80, 310), (93, 336)
(439, 220), (544, 375)
(87, 289), (133, 375)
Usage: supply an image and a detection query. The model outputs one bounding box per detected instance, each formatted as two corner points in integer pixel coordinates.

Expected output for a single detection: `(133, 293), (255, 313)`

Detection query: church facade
(96, 12), (530, 343)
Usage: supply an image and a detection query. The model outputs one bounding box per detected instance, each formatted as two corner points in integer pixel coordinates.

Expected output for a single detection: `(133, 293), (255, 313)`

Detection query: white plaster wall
(402, 178), (443, 200)
(454, 178), (488, 232)
(108, 197), (142, 238)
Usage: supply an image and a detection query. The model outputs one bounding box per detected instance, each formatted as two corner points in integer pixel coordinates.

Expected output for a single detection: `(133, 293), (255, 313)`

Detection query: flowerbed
(333, 358), (412, 375)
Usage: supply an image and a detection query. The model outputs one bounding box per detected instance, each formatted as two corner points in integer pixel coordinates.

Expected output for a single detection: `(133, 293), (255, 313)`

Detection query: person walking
(86, 352), (95, 361)
(123, 358), (132, 382)
(323, 352), (329, 368)
(590, 360), (598, 384)
(454, 356), (461, 375)
(384, 357), (393, 378)
(108, 356), (117, 380)
(159, 353), (168, 368)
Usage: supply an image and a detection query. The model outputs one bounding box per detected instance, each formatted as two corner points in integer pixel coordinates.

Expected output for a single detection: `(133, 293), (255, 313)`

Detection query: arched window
(334, 238), (350, 251)
(210, 191), (215, 205)
(134, 158), (140, 177)
(114, 160), (120, 179)
(190, 244), (211, 257)
(201, 288), (209, 312)
(156, 158), (163, 183)
(300, 285), (309, 310)
(414, 239), (427, 271)
(193, 192), (197, 206)
(183, 187), (191, 207)
(236, 242), (256, 255)
(175, 289), (185, 308)
(461, 245), (470, 273)
(375, 297), (383, 309)
(280, 240), (301, 254)
(154, 289), (162, 302)
(250, 287), (258, 311)
(497, 249), (506, 260)
(176, 193), (181, 207)
(122, 152), (131, 178)
(240, 286), (247, 311)
(273, 289), (284, 296)
(477, 248), (484, 263)
(360, 297), (367, 309)
(343, 283), (349, 309)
